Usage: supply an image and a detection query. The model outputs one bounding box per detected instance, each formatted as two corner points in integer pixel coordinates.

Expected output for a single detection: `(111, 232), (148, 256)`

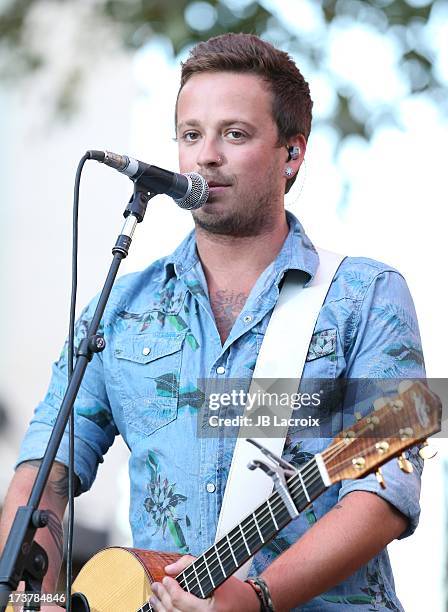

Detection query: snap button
(206, 483), (216, 493)
(142, 347), (151, 356)
(243, 315), (253, 324)
(216, 366), (226, 375)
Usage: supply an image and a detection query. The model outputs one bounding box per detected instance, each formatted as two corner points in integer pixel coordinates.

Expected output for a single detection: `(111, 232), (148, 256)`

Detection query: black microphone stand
(0, 186), (153, 611)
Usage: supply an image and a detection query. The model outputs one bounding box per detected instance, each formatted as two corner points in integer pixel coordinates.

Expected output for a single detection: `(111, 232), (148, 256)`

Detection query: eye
(226, 130), (246, 140)
(180, 131), (200, 142)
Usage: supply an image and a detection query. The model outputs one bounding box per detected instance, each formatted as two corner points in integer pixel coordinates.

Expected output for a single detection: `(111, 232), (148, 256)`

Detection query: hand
(149, 555), (260, 612)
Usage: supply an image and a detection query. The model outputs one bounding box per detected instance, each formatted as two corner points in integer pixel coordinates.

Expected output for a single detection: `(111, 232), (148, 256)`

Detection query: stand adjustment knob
(88, 335), (106, 353)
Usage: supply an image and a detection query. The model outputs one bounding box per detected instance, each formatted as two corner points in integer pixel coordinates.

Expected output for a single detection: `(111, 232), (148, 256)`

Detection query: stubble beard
(192, 175), (282, 239)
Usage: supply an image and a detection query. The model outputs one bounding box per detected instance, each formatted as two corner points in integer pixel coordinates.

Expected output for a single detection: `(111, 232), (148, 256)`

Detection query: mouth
(206, 181), (232, 199)
(207, 181), (231, 188)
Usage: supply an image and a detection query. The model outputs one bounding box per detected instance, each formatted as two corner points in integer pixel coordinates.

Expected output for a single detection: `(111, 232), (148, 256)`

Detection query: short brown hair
(176, 33), (313, 192)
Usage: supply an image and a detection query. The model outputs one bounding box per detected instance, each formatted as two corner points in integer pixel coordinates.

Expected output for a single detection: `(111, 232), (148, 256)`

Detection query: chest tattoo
(210, 289), (248, 342)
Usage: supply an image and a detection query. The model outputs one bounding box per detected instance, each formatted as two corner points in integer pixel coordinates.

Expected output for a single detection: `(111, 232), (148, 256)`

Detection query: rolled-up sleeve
(338, 270), (425, 539)
(16, 298), (117, 495)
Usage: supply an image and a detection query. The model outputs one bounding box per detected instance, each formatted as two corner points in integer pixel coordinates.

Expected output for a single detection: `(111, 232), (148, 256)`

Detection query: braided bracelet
(245, 577), (275, 612)
(246, 579), (264, 611)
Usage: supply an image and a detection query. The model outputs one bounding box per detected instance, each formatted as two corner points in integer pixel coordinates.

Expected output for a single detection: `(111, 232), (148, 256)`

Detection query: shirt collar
(163, 210), (319, 286)
(272, 210), (319, 286)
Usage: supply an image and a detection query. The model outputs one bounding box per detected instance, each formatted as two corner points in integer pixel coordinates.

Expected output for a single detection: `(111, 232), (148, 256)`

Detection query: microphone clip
(124, 186), (155, 223)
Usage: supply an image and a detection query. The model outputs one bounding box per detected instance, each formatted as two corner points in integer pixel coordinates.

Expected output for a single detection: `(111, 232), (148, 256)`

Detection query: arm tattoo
(52, 465), (81, 498)
(19, 461), (65, 558)
(50, 468), (70, 500)
(20, 460), (76, 500)
(41, 510), (64, 559)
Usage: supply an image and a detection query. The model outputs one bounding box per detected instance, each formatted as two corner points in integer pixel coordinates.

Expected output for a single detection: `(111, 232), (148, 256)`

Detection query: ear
(285, 134), (307, 167)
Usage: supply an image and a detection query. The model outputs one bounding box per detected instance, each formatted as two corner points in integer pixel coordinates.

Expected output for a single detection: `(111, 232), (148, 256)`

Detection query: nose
(196, 137), (224, 169)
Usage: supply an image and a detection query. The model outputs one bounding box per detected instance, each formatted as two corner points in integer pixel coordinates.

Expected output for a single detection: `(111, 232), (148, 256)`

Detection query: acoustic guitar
(71, 381), (441, 612)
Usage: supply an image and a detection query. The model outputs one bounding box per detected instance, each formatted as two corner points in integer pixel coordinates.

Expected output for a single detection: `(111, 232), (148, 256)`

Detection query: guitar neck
(176, 456), (327, 599)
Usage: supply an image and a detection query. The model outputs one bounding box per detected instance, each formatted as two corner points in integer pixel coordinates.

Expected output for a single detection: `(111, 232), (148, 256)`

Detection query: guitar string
(137, 441), (356, 612)
(138, 460), (327, 610)
(138, 460), (323, 605)
(143, 406), (421, 609)
(176, 436), (384, 592)
(152, 419), (423, 606)
(143, 391), (423, 607)
(141, 435), (377, 605)
(139, 429), (407, 610)
(175, 437), (358, 591)
(175, 440), (356, 592)
(144, 436), (362, 603)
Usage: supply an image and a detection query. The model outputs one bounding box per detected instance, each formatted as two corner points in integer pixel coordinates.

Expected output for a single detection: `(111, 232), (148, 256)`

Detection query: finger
(149, 585), (168, 612)
(149, 593), (164, 611)
(164, 554), (197, 575)
(152, 581), (184, 612)
(161, 575), (206, 611)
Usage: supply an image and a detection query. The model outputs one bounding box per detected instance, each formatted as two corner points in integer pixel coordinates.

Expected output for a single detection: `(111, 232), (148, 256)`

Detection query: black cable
(65, 152), (90, 612)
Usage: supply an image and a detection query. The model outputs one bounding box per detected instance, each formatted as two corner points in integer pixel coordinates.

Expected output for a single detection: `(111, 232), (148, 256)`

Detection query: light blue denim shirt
(17, 212), (425, 611)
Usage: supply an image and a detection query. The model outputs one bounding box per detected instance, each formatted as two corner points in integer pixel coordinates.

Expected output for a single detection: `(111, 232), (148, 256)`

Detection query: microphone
(87, 150), (209, 210)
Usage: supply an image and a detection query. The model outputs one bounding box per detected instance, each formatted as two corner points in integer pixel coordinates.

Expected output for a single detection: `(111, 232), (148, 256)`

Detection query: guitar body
(71, 547), (181, 611)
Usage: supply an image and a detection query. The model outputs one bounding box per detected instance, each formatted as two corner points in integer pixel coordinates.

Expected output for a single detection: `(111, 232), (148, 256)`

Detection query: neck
(195, 213), (289, 286)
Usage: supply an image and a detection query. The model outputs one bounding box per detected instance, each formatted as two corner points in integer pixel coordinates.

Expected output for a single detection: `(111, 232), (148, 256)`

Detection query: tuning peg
(398, 380), (413, 395)
(373, 397), (387, 411)
(399, 427), (414, 439)
(397, 453), (413, 473)
(418, 440), (438, 460)
(375, 440), (390, 454)
(391, 399), (404, 413)
(375, 468), (386, 489)
(352, 457), (366, 470)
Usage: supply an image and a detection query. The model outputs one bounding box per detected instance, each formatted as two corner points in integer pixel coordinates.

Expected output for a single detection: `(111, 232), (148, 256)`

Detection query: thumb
(164, 554), (197, 575)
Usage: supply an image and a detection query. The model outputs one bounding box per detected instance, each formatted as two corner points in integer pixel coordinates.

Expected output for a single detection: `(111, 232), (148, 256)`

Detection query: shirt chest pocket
(304, 328), (339, 378)
(114, 332), (185, 436)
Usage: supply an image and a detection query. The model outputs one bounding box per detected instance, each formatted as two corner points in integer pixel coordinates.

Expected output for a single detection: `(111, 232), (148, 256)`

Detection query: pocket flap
(306, 328), (337, 361)
(115, 332), (185, 364)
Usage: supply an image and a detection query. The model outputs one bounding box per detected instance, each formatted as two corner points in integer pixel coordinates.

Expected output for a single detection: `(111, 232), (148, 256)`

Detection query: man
(0, 34), (425, 611)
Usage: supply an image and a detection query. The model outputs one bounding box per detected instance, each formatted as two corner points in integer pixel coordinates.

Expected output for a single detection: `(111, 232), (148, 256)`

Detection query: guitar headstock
(322, 381), (441, 484)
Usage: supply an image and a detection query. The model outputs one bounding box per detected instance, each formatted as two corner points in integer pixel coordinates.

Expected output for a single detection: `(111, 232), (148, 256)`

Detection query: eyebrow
(176, 119), (256, 132)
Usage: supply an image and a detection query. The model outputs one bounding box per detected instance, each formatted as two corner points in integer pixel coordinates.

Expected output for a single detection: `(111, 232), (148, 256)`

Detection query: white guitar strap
(215, 248), (345, 580)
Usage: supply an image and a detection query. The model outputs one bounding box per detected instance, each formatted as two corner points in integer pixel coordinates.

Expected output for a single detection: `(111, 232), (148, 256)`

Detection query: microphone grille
(175, 172), (209, 210)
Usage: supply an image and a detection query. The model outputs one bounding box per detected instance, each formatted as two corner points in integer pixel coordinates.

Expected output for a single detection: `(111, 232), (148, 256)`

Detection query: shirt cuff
(337, 449), (423, 539)
(15, 419), (102, 495)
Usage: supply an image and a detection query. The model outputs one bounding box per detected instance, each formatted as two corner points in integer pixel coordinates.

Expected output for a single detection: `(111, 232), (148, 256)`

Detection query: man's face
(176, 72), (287, 237)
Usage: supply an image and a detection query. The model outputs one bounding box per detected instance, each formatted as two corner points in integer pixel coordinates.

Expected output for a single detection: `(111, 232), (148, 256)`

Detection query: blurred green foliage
(0, 0), (445, 139)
